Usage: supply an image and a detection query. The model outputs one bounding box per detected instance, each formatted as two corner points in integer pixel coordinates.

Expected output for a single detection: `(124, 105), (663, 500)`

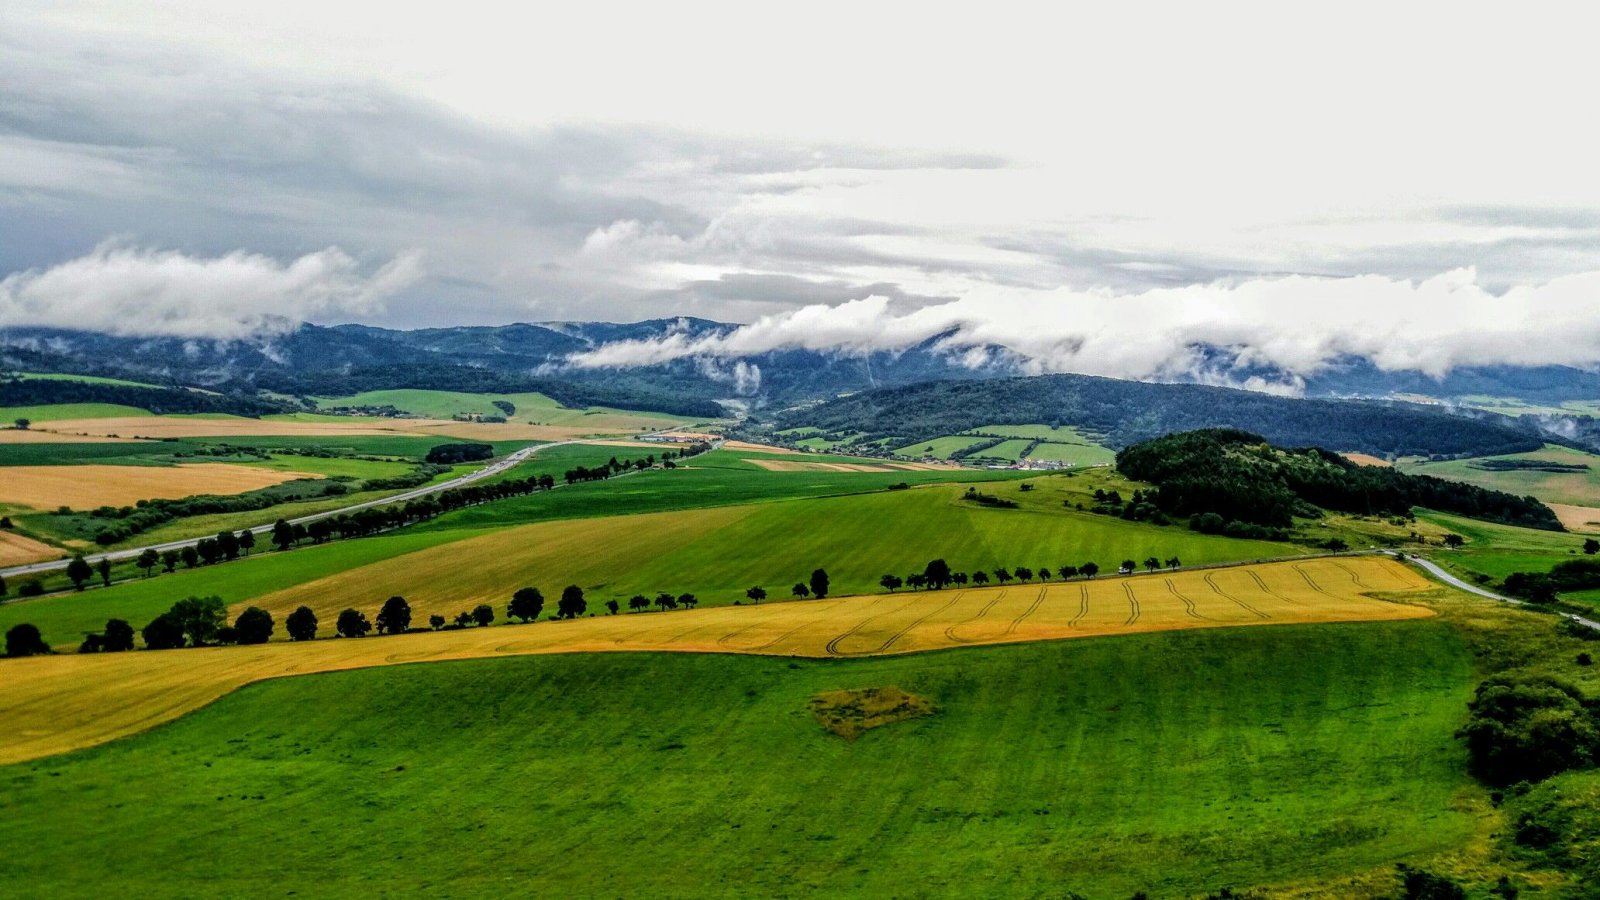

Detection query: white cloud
(0, 243), (422, 339)
(568, 269), (1600, 386)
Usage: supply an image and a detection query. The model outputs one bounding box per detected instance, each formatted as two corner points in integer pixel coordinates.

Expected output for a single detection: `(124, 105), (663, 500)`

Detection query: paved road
(1408, 554), (1600, 631)
(0, 440), (572, 579)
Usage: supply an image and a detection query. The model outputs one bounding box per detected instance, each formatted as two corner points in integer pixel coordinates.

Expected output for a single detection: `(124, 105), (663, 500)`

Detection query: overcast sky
(3, 2), (1600, 382)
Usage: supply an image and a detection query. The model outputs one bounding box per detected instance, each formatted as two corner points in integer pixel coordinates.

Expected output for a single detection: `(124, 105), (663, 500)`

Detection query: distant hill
(771, 374), (1558, 458)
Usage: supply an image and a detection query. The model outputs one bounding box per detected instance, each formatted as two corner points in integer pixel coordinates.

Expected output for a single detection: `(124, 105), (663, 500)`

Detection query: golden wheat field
(0, 557), (1435, 765)
(0, 429), (144, 445)
(0, 530), (61, 566)
(0, 463), (323, 510)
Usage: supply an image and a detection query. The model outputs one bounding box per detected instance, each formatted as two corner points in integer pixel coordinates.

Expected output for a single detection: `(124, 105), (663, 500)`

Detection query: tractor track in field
(943, 591), (1006, 644)
(1004, 587), (1049, 636)
(1204, 572), (1270, 619)
(1122, 582), (1141, 625)
(870, 592), (968, 655)
(1166, 578), (1208, 619)
(1332, 560), (1370, 589)
(1292, 563), (1336, 597)
(822, 594), (922, 657)
(718, 600), (848, 653)
(1249, 569), (1304, 607)
(1069, 585), (1091, 627)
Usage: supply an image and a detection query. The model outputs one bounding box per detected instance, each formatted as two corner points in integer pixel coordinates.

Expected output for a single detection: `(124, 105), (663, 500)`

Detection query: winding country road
(0, 440), (568, 580)
(1408, 554), (1600, 631)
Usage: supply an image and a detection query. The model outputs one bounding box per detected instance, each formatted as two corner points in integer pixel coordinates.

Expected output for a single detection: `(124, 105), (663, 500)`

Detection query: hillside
(772, 373), (1556, 458)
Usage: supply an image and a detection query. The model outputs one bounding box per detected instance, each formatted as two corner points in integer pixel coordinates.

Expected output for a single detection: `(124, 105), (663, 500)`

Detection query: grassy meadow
(0, 620), (1478, 897)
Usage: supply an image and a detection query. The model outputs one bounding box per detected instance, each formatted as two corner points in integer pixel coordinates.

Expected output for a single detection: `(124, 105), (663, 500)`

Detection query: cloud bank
(569, 268), (1600, 387)
(0, 244), (422, 339)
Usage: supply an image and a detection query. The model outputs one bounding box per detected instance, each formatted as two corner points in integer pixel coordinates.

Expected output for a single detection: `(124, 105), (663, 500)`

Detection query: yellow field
(747, 459), (949, 473)
(0, 429), (145, 445)
(0, 463), (321, 510)
(31, 415), (618, 443)
(0, 530), (61, 566)
(0, 557), (1435, 765)
(1550, 502), (1600, 533)
(1341, 452), (1392, 468)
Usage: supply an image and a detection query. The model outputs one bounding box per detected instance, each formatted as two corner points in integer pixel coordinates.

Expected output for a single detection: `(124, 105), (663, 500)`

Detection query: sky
(3, 1), (1600, 384)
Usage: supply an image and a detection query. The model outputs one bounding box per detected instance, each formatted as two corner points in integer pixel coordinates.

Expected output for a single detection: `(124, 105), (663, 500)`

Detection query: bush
(1459, 674), (1600, 786)
(425, 442), (494, 464)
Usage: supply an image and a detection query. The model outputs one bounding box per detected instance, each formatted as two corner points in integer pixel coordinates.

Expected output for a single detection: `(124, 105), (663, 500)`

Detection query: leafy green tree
(233, 607), (274, 644)
(1014, 566), (1034, 582)
(141, 613), (185, 650)
(1585, 538), (1600, 555)
(1038, 567), (1052, 581)
(1458, 674), (1600, 785)
(13, 417), (29, 430)
(428, 614), (445, 630)
(655, 593), (677, 612)
(792, 582), (810, 598)
(0, 574), (7, 598)
(678, 593), (698, 609)
(137, 548), (160, 577)
(972, 571), (989, 585)
(286, 606), (319, 641)
(216, 530), (240, 560)
(160, 549), (179, 573)
(880, 574), (903, 592)
(169, 596), (228, 646)
(5, 623), (51, 657)
(1165, 557), (1181, 569)
(907, 573), (927, 590)
(1442, 534), (1465, 550)
(1120, 559), (1138, 573)
(238, 529), (256, 555)
(746, 586), (767, 604)
(376, 596), (412, 634)
(809, 568), (830, 599)
(272, 518), (294, 551)
(96, 557), (112, 587)
(923, 559), (952, 590)
(605, 599), (619, 615)
(66, 554), (92, 591)
(558, 585), (587, 618)
(336, 608), (372, 638)
(471, 604), (495, 627)
(102, 618), (135, 652)
(629, 594), (650, 612)
(1080, 562), (1099, 578)
(1144, 557), (1160, 573)
(180, 546), (199, 569)
(994, 568), (1013, 583)
(454, 611), (474, 627)
(508, 587), (545, 623)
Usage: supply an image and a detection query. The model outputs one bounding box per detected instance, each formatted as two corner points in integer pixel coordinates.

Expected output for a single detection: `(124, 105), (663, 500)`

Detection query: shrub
(1458, 674), (1600, 786)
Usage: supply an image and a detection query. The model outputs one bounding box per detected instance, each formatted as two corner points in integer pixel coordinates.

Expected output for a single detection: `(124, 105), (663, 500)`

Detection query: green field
(0, 621), (1477, 897)
(1024, 441), (1116, 466)
(235, 454), (416, 481)
(1402, 444), (1600, 508)
(964, 423), (1097, 441)
(0, 402), (150, 422)
(0, 441), (179, 466)
(13, 372), (166, 388)
(315, 389), (696, 431)
(966, 438), (1032, 461)
(891, 434), (993, 458)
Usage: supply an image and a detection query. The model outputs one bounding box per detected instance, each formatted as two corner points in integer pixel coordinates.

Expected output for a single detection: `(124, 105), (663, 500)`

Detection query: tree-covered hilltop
(1116, 428), (1563, 531)
(0, 377), (296, 417)
(772, 373), (1553, 458)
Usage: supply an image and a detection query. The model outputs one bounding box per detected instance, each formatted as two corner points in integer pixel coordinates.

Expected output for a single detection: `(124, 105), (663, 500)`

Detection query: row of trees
(873, 557), (1180, 593)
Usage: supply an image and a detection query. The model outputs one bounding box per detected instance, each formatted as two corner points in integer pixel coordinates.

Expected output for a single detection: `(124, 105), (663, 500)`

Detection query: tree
(1059, 565), (1078, 579)
(629, 594), (650, 612)
(809, 568), (830, 599)
(972, 571), (990, 585)
(509, 587), (545, 623)
(995, 568), (1013, 583)
(655, 592), (677, 612)
(137, 548), (160, 577)
(1325, 537), (1350, 553)
(169, 596), (227, 646)
(1080, 562), (1099, 578)
(160, 549), (179, 573)
(216, 530), (240, 560)
(96, 557), (112, 587)
(286, 606), (319, 641)
(102, 618), (135, 652)
(1442, 533), (1465, 550)
(605, 599), (620, 615)
(376, 596), (412, 635)
(880, 574), (903, 592)
(336, 608), (371, 638)
(1014, 566), (1034, 583)
(1121, 559), (1138, 574)
(0, 574), (7, 598)
(272, 518), (294, 551)
(66, 554), (92, 591)
(678, 593), (698, 609)
(558, 585), (587, 618)
(906, 573), (927, 590)
(1165, 557), (1181, 570)
(1144, 557), (1161, 573)
(471, 604), (495, 627)
(238, 529), (256, 555)
(792, 582), (810, 599)
(233, 607), (274, 645)
(428, 614), (445, 630)
(11, 417), (31, 430)
(953, 572), (968, 585)
(141, 613), (185, 650)
(922, 559), (953, 590)
(180, 545), (199, 569)
(5, 623), (51, 657)
(1458, 674), (1600, 786)
(1586, 538), (1600, 555)
(1038, 567), (1052, 581)
(746, 586), (767, 604)
(454, 611), (474, 627)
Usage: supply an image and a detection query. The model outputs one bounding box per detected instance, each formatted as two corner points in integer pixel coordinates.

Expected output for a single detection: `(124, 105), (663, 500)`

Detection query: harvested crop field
(0, 530), (61, 566)
(0, 429), (146, 445)
(0, 463), (321, 510)
(1342, 452), (1392, 467)
(1550, 502), (1600, 532)
(31, 415), (621, 443)
(0, 556), (1435, 765)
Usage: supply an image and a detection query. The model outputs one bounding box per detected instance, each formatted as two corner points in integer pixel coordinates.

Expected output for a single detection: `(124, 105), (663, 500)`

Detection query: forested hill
(775, 374), (1551, 458)
(1117, 429), (1563, 532)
